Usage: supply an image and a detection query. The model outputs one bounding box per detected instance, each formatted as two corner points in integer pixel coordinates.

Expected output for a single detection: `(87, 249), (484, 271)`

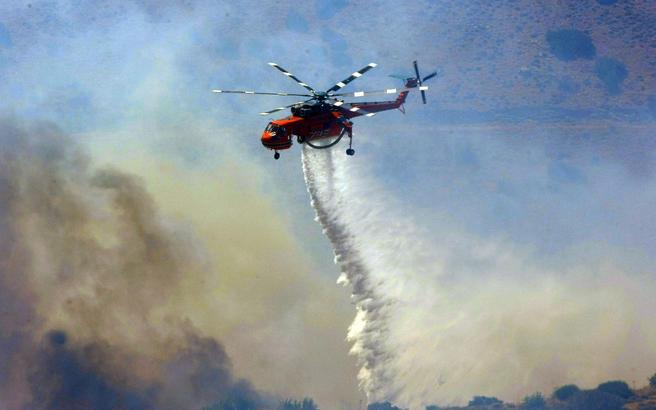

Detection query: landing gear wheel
(297, 135), (305, 144)
(274, 152), (280, 160)
(346, 129), (354, 156)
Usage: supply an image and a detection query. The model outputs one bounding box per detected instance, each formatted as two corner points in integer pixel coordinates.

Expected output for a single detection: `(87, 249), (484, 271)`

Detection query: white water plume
(301, 144), (656, 409)
(301, 146), (434, 403)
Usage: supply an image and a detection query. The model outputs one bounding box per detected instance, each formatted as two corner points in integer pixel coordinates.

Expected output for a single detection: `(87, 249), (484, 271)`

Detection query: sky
(1, 0), (655, 409)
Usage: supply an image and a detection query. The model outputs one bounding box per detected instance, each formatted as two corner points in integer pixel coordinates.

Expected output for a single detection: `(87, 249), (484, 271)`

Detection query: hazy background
(1, 0), (655, 409)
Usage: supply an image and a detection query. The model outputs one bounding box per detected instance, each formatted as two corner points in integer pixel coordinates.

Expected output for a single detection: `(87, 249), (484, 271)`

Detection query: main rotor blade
(268, 63), (316, 94)
(389, 74), (409, 80)
(413, 60), (421, 82)
(325, 63), (377, 93)
(420, 89), (427, 104)
(212, 89), (313, 97)
(422, 72), (437, 82)
(331, 87), (411, 98)
(330, 100), (377, 117)
(259, 99), (310, 116)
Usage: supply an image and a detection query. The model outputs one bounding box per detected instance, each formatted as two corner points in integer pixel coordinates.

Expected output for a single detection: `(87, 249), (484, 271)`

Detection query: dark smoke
(0, 118), (269, 409)
(29, 330), (153, 410)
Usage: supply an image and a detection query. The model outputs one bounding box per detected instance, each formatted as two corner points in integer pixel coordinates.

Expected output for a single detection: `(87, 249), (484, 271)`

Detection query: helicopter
(212, 61), (436, 159)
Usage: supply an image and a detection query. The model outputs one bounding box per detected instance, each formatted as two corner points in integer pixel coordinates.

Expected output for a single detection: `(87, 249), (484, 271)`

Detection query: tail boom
(341, 91), (409, 118)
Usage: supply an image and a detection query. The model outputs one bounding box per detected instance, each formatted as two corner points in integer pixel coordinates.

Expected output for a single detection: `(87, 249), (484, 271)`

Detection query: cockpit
(265, 122), (287, 136)
(261, 122), (292, 152)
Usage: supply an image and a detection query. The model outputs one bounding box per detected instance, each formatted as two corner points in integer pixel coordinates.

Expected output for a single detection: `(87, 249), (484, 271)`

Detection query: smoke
(0, 118), (269, 409)
(302, 143), (656, 408)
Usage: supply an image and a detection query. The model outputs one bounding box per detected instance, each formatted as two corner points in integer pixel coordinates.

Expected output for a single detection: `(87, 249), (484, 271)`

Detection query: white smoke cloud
(303, 142), (656, 408)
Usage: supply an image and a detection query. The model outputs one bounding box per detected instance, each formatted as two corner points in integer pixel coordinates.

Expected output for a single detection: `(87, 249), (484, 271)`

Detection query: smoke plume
(0, 118), (269, 409)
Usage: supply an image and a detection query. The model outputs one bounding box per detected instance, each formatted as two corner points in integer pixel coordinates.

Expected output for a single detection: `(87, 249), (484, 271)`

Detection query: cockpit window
(266, 123), (286, 136)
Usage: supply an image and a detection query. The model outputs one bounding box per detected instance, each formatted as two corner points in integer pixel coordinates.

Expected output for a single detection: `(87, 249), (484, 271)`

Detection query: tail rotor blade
(422, 71), (437, 82)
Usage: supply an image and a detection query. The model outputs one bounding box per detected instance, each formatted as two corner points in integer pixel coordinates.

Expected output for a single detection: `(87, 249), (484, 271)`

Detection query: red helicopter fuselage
(260, 90), (410, 151)
(261, 111), (343, 150)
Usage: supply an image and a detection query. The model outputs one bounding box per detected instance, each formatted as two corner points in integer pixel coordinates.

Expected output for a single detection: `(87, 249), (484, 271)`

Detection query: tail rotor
(389, 61), (438, 104)
(413, 60), (437, 104)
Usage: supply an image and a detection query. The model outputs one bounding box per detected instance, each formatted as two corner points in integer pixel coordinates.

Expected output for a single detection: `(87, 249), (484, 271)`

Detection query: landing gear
(274, 151), (280, 160)
(346, 128), (355, 156)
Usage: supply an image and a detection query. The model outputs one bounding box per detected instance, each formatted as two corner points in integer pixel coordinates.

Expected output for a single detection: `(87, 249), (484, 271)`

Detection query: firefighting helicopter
(212, 61), (436, 159)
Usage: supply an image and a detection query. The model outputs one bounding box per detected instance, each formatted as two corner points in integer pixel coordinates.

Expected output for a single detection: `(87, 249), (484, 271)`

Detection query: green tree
(568, 390), (624, 410)
(468, 396), (502, 406)
(552, 384), (580, 401)
(367, 402), (402, 410)
(204, 397), (258, 410)
(649, 372), (656, 387)
(522, 392), (546, 409)
(278, 398), (319, 410)
(597, 380), (633, 399)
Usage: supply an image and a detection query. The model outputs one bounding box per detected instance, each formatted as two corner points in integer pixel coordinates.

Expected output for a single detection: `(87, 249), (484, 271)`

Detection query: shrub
(597, 380), (633, 399)
(367, 402), (402, 410)
(522, 393), (546, 409)
(205, 400), (256, 410)
(468, 396), (502, 406)
(204, 395), (260, 410)
(552, 384), (580, 401)
(648, 96), (656, 116)
(546, 29), (596, 61)
(426, 406), (440, 410)
(595, 57), (628, 95)
(649, 372), (656, 387)
(568, 390), (625, 410)
(278, 398), (318, 410)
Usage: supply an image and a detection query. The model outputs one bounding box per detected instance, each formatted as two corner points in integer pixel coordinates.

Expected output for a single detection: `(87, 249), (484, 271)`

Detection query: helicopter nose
(261, 130), (292, 150)
(261, 131), (273, 145)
